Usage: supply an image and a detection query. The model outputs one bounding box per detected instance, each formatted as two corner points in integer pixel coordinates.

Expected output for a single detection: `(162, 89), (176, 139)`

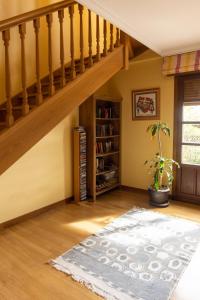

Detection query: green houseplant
(145, 122), (179, 207)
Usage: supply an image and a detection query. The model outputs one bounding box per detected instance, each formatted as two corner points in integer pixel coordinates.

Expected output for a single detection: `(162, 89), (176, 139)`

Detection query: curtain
(162, 50), (200, 75)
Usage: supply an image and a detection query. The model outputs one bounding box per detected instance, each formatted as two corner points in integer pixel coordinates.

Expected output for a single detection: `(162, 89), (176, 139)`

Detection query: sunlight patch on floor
(62, 215), (117, 233)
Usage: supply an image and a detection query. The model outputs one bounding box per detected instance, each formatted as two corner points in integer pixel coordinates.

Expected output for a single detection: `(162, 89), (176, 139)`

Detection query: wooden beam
(0, 46), (124, 175)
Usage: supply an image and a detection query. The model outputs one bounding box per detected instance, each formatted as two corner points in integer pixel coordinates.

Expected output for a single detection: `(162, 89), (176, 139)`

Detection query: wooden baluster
(110, 23), (114, 52)
(103, 20), (107, 56)
(58, 9), (65, 87)
(96, 15), (100, 62)
(33, 18), (43, 105)
(19, 23), (29, 115)
(115, 28), (120, 47)
(2, 29), (14, 127)
(78, 4), (85, 73)
(46, 13), (55, 95)
(68, 5), (76, 80)
(88, 9), (93, 67)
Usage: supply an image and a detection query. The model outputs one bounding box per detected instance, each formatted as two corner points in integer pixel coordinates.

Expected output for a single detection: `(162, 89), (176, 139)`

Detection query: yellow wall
(0, 1), (115, 223)
(104, 53), (174, 189)
(0, 109), (78, 223)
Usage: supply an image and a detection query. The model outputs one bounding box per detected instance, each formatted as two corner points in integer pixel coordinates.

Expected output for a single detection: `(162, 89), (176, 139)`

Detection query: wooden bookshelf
(79, 95), (122, 200)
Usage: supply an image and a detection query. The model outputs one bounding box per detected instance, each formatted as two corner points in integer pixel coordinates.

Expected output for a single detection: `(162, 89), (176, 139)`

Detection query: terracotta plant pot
(148, 186), (170, 207)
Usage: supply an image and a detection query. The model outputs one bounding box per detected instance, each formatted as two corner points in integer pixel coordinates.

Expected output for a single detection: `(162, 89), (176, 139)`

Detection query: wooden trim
(0, 46), (124, 176)
(120, 185), (148, 194)
(121, 185), (175, 200)
(0, 196), (73, 230)
(0, 0), (75, 31)
(94, 95), (122, 102)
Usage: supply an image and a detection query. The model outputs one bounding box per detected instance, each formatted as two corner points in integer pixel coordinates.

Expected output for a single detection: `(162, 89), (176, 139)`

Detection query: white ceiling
(77, 0), (200, 56)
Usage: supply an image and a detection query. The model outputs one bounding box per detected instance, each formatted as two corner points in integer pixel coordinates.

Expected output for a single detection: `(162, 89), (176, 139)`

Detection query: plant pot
(148, 187), (170, 207)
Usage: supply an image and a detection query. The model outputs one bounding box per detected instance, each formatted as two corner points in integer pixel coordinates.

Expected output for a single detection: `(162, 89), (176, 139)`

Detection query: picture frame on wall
(132, 88), (160, 120)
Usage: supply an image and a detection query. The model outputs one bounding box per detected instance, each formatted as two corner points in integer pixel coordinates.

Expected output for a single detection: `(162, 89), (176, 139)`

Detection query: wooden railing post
(33, 18), (43, 105)
(103, 20), (107, 56)
(96, 15), (100, 62)
(110, 23), (114, 52)
(88, 9), (93, 67)
(19, 23), (29, 115)
(68, 5), (76, 80)
(58, 9), (65, 87)
(2, 29), (14, 127)
(121, 31), (129, 70)
(78, 4), (85, 73)
(46, 13), (55, 95)
(115, 28), (120, 47)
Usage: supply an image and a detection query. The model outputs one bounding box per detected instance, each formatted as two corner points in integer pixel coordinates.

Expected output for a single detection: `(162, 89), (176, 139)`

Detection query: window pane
(182, 124), (200, 144)
(183, 104), (200, 122)
(182, 145), (200, 165)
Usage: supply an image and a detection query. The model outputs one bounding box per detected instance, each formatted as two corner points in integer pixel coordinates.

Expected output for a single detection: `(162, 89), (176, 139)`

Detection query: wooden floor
(1, 189), (200, 300)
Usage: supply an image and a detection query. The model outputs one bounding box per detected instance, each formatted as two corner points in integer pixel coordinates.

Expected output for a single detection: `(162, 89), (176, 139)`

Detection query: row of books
(96, 174), (118, 192)
(96, 124), (115, 137)
(96, 157), (118, 173)
(96, 106), (113, 119)
(96, 141), (114, 154)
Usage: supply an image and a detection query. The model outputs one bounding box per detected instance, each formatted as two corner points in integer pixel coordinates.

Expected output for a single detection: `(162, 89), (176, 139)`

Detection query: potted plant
(144, 122), (179, 207)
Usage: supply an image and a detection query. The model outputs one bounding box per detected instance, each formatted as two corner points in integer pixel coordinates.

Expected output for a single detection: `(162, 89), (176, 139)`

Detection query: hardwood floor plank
(0, 189), (200, 299)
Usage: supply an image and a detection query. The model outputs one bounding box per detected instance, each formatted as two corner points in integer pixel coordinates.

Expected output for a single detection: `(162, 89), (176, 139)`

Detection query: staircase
(0, 0), (128, 175)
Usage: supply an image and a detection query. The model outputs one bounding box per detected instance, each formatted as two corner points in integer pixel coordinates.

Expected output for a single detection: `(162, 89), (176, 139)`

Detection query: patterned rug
(51, 208), (200, 300)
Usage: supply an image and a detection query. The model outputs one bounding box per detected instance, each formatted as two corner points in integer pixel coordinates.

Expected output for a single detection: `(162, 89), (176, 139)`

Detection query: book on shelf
(96, 106), (113, 119)
(96, 170), (119, 192)
(96, 157), (118, 174)
(96, 141), (115, 154)
(96, 123), (115, 137)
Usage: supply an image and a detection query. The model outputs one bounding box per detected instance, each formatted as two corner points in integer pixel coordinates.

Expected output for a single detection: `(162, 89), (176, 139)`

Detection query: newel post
(120, 31), (129, 70)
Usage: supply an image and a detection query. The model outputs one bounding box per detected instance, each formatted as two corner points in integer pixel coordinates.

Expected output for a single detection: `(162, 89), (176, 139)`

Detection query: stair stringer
(0, 46), (124, 175)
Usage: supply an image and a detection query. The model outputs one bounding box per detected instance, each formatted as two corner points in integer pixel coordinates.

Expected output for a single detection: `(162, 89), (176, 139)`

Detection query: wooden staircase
(0, 0), (128, 175)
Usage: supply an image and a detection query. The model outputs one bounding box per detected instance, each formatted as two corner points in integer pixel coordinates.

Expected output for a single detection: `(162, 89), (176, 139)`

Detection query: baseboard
(0, 196), (74, 230)
(120, 185), (148, 194)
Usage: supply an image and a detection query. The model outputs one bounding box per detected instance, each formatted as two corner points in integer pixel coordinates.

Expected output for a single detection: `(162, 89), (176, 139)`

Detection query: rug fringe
(51, 257), (139, 300)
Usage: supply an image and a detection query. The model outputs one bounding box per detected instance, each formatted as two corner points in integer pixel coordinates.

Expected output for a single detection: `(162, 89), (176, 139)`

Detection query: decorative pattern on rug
(51, 208), (200, 300)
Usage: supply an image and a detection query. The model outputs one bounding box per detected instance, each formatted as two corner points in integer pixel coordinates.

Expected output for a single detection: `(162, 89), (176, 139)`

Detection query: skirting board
(120, 185), (148, 194)
(0, 196), (74, 230)
(120, 185), (174, 200)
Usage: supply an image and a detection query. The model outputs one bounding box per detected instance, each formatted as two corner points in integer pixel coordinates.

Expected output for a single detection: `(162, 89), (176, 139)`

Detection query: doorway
(174, 74), (200, 204)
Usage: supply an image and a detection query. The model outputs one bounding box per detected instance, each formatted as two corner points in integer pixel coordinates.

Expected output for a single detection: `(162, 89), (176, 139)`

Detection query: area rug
(51, 208), (200, 300)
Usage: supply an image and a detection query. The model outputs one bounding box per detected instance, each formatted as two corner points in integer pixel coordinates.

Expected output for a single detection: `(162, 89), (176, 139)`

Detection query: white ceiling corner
(77, 0), (200, 57)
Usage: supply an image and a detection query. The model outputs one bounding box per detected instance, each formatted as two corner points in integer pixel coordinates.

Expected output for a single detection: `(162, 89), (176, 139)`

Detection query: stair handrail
(0, 0), (126, 129)
(0, 0), (75, 31)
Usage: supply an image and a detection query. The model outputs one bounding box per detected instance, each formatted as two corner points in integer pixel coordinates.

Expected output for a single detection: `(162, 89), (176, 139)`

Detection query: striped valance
(162, 50), (200, 75)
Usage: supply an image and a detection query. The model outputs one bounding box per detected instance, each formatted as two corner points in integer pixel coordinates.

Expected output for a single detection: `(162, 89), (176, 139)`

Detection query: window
(181, 103), (200, 165)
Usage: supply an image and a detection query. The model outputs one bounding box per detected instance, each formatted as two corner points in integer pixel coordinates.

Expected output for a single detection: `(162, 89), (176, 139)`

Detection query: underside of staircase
(0, 1), (128, 176)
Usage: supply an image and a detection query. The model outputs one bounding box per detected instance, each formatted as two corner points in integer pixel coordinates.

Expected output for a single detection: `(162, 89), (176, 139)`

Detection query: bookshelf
(79, 95), (122, 200)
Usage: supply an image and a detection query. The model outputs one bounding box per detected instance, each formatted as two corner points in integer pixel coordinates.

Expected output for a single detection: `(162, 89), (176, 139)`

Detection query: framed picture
(132, 88), (160, 120)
